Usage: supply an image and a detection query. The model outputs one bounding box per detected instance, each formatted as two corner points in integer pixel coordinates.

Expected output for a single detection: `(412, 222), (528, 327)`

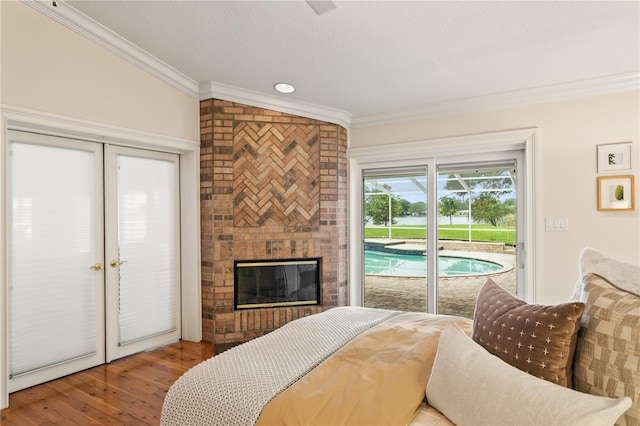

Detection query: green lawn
(364, 224), (516, 245)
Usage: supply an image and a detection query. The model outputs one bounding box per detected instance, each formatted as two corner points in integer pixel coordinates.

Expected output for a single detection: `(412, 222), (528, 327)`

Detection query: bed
(161, 248), (639, 425)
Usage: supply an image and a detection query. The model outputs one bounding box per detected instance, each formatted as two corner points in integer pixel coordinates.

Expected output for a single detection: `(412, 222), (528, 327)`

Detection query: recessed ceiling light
(274, 82), (295, 94)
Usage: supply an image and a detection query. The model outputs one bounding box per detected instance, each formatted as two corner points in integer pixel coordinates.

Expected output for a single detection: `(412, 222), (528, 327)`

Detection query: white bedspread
(160, 307), (399, 426)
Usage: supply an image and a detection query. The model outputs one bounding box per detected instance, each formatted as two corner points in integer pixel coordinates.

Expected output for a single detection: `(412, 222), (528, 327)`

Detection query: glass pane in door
(363, 171), (427, 312)
(116, 154), (178, 345)
(436, 166), (517, 318)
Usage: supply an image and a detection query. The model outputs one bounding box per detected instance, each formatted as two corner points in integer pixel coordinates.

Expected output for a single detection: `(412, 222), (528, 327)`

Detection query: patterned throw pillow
(573, 273), (640, 426)
(472, 278), (585, 387)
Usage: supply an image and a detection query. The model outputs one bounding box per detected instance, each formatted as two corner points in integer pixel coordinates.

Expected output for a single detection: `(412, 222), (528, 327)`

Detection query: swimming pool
(364, 250), (503, 277)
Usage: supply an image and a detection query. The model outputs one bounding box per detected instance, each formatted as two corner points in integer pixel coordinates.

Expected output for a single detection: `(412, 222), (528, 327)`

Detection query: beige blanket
(256, 313), (472, 426)
(161, 307), (400, 426)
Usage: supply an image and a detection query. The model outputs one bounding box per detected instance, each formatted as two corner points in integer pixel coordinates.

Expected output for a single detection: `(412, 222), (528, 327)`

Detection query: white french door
(7, 131), (181, 391)
(104, 146), (181, 362)
(8, 132), (105, 392)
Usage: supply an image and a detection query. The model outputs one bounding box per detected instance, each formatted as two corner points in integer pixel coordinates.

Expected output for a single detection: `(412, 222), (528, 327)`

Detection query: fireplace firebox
(234, 258), (321, 309)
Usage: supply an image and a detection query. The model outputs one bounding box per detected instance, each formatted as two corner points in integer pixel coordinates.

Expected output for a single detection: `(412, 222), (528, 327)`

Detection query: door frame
(0, 105), (201, 409)
(348, 128), (538, 308)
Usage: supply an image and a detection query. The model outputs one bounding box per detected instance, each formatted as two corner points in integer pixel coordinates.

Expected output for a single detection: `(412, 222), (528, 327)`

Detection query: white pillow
(426, 323), (631, 426)
(570, 247), (640, 302)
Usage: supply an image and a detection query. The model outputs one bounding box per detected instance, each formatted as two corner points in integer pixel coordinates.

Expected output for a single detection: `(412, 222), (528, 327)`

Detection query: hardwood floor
(0, 340), (214, 425)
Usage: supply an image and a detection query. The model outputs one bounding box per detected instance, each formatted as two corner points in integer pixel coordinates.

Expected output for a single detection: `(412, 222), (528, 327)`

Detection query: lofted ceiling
(60, 0), (639, 127)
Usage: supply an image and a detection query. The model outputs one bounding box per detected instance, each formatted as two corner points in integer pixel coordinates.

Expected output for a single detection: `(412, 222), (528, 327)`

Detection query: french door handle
(110, 260), (128, 268)
(90, 263), (104, 271)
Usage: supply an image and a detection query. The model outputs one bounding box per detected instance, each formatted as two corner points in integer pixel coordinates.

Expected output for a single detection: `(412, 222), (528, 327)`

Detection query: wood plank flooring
(0, 340), (214, 425)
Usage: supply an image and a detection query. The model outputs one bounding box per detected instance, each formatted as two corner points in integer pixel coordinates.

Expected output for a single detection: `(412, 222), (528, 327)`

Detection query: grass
(364, 224), (516, 245)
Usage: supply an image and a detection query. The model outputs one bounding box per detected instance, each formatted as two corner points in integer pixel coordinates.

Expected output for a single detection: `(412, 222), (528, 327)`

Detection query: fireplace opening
(234, 258), (321, 309)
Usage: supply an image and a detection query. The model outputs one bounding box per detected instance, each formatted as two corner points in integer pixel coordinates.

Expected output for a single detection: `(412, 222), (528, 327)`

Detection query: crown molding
(200, 81), (352, 129)
(1, 104), (199, 152)
(22, 0), (200, 99)
(351, 72), (640, 129)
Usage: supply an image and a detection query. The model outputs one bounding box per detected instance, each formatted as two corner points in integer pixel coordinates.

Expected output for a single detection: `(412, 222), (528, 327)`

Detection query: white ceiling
(64, 0), (639, 127)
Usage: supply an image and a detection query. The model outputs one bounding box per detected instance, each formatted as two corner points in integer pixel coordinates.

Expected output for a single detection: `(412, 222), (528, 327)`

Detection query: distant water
(365, 216), (474, 226)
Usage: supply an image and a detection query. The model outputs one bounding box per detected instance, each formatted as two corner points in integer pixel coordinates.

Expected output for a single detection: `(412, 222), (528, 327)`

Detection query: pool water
(364, 250), (503, 277)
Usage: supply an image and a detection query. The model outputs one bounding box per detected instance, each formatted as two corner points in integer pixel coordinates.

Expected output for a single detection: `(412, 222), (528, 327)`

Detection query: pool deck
(363, 241), (517, 319)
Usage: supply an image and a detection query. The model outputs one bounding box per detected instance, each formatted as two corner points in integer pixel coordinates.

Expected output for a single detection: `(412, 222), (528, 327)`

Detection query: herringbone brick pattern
(233, 122), (320, 227)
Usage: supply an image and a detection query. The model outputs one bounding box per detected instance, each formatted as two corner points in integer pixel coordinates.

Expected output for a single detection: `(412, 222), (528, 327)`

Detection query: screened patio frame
(364, 169), (516, 241)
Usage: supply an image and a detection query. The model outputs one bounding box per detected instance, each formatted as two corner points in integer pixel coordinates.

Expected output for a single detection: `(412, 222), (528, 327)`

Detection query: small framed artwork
(597, 175), (635, 211)
(597, 142), (632, 173)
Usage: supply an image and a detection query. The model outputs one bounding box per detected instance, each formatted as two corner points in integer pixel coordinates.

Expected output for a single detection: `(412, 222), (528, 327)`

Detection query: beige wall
(0, 0), (199, 141)
(351, 91), (640, 304)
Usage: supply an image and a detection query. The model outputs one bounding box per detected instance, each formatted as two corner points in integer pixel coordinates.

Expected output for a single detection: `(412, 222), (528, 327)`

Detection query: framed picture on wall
(597, 142), (632, 173)
(597, 175), (635, 211)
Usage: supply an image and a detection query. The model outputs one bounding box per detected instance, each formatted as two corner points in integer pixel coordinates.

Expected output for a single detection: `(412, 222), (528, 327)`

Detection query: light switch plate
(545, 217), (569, 231)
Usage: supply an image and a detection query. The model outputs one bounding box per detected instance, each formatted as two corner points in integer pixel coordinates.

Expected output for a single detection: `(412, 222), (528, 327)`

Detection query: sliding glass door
(362, 153), (524, 317)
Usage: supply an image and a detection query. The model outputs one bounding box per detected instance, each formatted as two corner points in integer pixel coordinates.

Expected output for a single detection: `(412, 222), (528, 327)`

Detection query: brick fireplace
(200, 99), (349, 343)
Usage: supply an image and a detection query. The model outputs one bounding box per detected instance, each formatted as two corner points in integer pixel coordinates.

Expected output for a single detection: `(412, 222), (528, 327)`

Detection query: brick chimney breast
(200, 99), (349, 344)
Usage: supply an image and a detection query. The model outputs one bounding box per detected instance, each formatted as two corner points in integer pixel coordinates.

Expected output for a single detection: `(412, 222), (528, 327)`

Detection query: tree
(443, 170), (514, 202)
(503, 198), (516, 213)
(471, 193), (508, 226)
(364, 185), (402, 226)
(397, 198), (412, 216)
(408, 201), (426, 216)
(439, 196), (459, 224)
